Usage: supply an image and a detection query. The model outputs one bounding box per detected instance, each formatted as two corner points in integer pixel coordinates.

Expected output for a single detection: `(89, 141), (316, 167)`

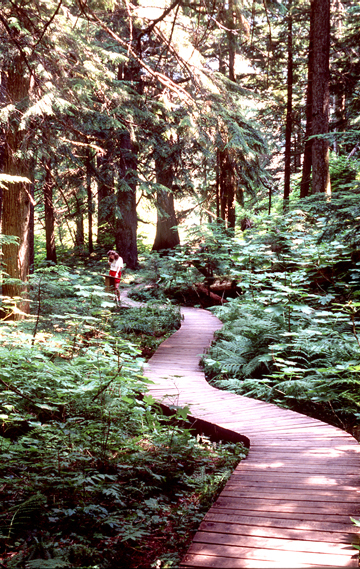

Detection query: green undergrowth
(199, 209), (360, 438)
(0, 265), (247, 568)
(112, 303), (182, 358)
(204, 296), (360, 435)
(127, 204), (360, 438)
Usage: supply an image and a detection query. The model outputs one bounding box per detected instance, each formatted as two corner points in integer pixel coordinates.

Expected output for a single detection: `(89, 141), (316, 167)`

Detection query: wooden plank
(211, 497), (360, 514)
(238, 457), (360, 467)
(221, 487), (360, 503)
(224, 480), (360, 493)
(198, 521), (360, 544)
(229, 470), (360, 480)
(204, 511), (358, 532)
(244, 455), (360, 465)
(185, 543), (359, 567)
(192, 531), (356, 557)
(181, 552), (358, 568)
(232, 464), (360, 474)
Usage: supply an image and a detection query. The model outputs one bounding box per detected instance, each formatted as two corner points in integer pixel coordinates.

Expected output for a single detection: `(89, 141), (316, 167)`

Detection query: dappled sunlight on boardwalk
(145, 306), (360, 568)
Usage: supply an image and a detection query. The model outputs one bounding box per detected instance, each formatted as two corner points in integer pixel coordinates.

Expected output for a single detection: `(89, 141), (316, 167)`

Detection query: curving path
(144, 306), (360, 568)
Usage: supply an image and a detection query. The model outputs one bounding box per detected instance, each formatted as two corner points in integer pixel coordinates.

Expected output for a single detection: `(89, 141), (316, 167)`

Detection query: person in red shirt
(107, 250), (123, 303)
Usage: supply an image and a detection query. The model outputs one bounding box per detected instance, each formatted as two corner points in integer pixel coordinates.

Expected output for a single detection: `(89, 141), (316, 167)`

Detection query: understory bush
(202, 204), (360, 436)
(0, 267), (246, 568)
(204, 297), (360, 431)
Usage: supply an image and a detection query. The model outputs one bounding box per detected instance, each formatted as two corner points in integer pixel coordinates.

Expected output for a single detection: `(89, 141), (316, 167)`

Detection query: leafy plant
(203, 207), (360, 435)
(0, 264), (245, 568)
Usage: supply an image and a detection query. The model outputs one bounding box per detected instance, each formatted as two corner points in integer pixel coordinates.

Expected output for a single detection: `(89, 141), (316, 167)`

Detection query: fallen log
(195, 283), (228, 305)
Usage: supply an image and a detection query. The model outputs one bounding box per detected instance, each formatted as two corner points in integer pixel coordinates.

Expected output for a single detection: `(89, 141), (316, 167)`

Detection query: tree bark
(29, 182), (34, 274)
(332, 0), (345, 154)
(75, 205), (84, 250)
(97, 148), (115, 248)
(217, 11), (237, 229)
(311, 0), (331, 195)
(283, 0), (293, 210)
(113, 49), (141, 268)
(300, 2), (314, 198)
(219, 147), (236, 229)
(152, 157), (180, 252)
(2, 57), (31, 318)
(87, 148), (93, 255)
(115, 131), (138, 269)
(43, 161), (57, 264)
(216, 150), (220, 220)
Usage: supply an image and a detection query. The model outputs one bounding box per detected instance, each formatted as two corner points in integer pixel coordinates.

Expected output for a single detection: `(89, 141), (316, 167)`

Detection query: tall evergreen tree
(283, 0), (293, 209)
(311, 0), (331, 195)
(1, 45), (33, 317)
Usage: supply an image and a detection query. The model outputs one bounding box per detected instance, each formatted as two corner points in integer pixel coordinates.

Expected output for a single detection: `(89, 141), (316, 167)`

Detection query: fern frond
(6, 492), (47, 538)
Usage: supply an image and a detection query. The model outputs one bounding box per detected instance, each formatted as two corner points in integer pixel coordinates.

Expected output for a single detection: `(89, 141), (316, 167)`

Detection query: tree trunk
(87, 148), (93, 255)
(224, 0), (237, 82)
(2, 58), (31, 319)
(219, 147), (236, 229)
(283, 0), (293, 210)
(75, 205), (84, 250)
(97, 149), (115, 248)
(217, 12), (237, 229)
(43, 161), (57, 264)
(216, 149), (220, 219)
(115, 131), (138, 269)
(311, 0), (331, 195)
(114, 49), (141, 268)
(152, 157), (180, 252)
(29, 182), (35, 274)
(332, 0), (345, 154)
(300, 2), (314, 198)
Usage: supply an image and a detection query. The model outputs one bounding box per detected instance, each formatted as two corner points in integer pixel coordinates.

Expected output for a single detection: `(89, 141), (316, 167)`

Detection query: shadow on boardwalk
(144, 306), (360, 569)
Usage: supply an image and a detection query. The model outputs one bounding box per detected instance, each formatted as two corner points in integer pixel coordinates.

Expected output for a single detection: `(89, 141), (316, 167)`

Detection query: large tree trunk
(2, 58), (31, 319)
(219, 147), (236, 229)
(217, 16), (237, 229)
(115, 131), (138, 269)
(332, 0), (345, 154)
(29, 182), (34, 274)
(300, 3), (314, 198)
(216, 150), (220, 219)
(43, 161), (57, 264)
(311, 0), (331, 195)
(75, 202), (84, 250)
(152, 157), (180, 252)
(87, 148), (94, 255)
(113, 47), (141, 268)
(97, 148), (115, 248)
(283, 0), (293, 210)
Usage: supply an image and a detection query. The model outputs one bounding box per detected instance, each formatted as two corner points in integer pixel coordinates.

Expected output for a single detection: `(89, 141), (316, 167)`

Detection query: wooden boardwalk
(144, 306), (360, 568)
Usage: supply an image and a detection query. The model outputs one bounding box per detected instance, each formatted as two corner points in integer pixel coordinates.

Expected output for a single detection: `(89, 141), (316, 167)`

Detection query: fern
(6, 493), (47, 539)
(26, 560), (70, 568)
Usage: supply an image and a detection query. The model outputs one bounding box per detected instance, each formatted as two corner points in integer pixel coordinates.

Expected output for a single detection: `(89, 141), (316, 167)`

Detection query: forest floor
(0, 269), (246, 569)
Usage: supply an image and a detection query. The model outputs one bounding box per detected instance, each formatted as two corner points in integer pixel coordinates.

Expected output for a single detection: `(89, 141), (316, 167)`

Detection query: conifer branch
(152, 25), (194, 87)
(140, 0), (181, 37)
(76, 0), (193, 102)
(30, 0), (63, 56)
(0, 13), (40, 88)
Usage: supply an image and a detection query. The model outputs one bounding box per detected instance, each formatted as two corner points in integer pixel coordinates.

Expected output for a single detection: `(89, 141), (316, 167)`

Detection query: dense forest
(1, 0), (360, 567)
